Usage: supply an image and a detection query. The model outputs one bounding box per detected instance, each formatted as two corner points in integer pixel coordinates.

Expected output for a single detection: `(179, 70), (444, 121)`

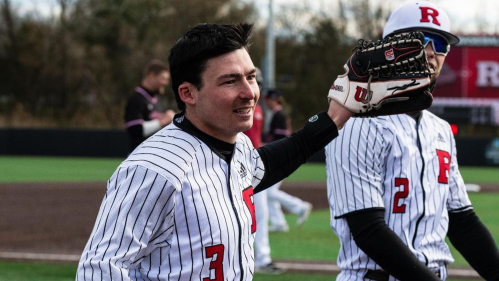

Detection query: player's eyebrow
(217, 69), (257, 81)
(217, 73), (243, 80)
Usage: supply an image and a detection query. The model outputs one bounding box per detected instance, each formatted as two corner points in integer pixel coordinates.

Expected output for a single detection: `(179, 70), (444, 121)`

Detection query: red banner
(436, 46), (499, 98)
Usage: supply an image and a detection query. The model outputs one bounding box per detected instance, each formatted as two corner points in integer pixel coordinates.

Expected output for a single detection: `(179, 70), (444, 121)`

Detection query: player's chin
(236, 120), (253, 133)
(430, 73), (439, 85)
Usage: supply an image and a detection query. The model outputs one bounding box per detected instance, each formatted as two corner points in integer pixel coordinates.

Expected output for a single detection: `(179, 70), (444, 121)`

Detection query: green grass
(0, 156), (123, 182)
(0, 198), (495, 280)
(0, 261), (474, 281)
(459, 166), (499, 184)
(255, 273), (467, 281)
(254, 273), (336, 280)
(270, 209), (338, 261)
(0, 262), (77, 281)
(285, 163), (329, 182)
(285, 163), (499, 184)
(1, 156), (499, 184)
(0, 157), (497, 280)
(268, 193), (499, 267)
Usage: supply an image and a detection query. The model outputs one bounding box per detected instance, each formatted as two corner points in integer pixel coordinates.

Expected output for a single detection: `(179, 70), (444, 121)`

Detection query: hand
(327, 99), (353, 130)
(159, 109), (175, 126)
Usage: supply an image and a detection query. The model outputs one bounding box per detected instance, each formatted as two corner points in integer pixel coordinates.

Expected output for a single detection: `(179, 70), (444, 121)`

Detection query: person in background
(124, 59), (175, 153)
(244, 70), (285, 274)
(264, 89), (313, 233)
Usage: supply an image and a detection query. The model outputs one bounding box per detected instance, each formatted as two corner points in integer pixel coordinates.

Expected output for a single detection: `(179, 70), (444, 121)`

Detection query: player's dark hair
(143, 59), (169, 78)
(168, 23), (254, 111)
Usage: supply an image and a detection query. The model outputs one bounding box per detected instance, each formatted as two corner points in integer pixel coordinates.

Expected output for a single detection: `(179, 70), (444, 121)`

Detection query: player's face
(425, 42), (446, 85)
(152, 71), (170, 94)
(188, 48), (260, 143)
(264, 97), (277, 110)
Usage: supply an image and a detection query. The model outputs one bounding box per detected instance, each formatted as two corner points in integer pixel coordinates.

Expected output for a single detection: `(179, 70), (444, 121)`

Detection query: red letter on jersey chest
(436, 150), (451, 184)
(242, 187), (256, 233)
(419, 7), (441, 26)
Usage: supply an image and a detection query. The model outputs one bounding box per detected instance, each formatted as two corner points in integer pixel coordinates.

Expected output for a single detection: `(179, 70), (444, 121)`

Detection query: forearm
(448, 210), (499, 281)
(346, 210), (440, 281)
(327, 98), (352, 129)
(142, 119), (162, 137)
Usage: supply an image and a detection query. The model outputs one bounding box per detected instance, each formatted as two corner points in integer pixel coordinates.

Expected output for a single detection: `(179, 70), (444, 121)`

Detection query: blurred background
(2, 0), (499, 163)
(1, 1), (499, 280)
(1, 0), (499, 163)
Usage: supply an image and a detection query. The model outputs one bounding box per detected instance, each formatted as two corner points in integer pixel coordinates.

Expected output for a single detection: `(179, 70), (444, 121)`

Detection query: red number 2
(242, 187), (256, 233)
(393, 178), (409, 213)
(203, 244), (225, 281)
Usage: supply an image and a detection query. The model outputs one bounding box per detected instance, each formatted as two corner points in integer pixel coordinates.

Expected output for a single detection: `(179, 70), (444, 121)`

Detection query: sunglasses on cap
(422, 32), (450, 56)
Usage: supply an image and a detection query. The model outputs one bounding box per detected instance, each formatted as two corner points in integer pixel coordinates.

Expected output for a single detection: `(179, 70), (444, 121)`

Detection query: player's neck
(406, 111), (422, 122)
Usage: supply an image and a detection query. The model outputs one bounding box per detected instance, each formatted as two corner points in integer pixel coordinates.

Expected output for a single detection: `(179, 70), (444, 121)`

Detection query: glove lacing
(354, 32), (430, 79)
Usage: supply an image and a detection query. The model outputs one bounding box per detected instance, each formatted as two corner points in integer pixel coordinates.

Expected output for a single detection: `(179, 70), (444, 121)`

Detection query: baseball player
(325, 1), (499, 281)
(124, 59), (175, 153)
(77, 23), (352, 281)
(263, 89), (313, 233)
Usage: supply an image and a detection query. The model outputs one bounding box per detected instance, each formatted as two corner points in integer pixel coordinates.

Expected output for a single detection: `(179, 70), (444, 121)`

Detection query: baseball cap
(383, 1), (459, 45)
(265, 89), (280, 99)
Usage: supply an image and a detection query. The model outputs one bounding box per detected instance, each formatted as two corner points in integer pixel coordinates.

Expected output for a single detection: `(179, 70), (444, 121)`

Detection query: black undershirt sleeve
(254, 112), (338, 193)
(345, 209), (440, 281)
(448, 209), (499, 281)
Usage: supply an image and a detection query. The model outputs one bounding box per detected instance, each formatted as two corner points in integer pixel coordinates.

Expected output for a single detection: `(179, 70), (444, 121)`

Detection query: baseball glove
(328, 31), (433, 117)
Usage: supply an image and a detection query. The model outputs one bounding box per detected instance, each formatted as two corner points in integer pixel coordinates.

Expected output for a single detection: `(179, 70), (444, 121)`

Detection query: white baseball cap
(383, 0), (459, 45)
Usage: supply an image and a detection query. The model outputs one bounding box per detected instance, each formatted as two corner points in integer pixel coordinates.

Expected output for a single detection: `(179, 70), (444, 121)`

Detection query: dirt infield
(0, 181), (496, 279)
(0, 181), (336, 256)
(1, 181), (497, 256)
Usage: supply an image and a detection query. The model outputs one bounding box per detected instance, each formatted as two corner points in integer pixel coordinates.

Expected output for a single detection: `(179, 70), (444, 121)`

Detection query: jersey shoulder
(125, 91), (149, 113)
(127, 91), (149, 105)
(423, 110), (452, 132)
(236, 132), (258, 153)
(424, 110), (448, 123)
(339, 116), (396, 135)
(121, 123), (199, 188)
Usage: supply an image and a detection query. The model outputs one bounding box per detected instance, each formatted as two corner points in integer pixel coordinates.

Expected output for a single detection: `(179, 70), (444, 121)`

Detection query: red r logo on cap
(419, 7), (441, 26)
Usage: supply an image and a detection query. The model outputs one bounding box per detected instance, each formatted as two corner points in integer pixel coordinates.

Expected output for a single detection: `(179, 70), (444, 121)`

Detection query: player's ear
(178, 82), (197, 106)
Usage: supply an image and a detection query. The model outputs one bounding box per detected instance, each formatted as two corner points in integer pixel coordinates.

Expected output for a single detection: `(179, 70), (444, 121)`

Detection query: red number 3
(204, 244), (225, 281)
(393, 178), (409, 213)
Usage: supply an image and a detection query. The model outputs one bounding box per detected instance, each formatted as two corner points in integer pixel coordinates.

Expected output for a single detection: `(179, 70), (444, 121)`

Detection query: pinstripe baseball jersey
(77, 115), (265, 281)
(325, 111), (472, 280)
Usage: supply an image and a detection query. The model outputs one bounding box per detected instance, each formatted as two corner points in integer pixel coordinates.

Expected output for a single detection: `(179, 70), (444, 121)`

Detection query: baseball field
(1, 156), (498, 280)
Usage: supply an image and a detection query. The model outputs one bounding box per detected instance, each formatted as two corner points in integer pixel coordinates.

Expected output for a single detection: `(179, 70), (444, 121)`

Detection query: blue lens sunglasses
(422, 32), (450, 56)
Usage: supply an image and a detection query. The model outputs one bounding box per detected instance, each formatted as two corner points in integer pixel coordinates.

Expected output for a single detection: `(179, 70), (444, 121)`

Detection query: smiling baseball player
(76, 23), (353, 281)
(325, 1), (499, 281)
(76, 19), (436, 281)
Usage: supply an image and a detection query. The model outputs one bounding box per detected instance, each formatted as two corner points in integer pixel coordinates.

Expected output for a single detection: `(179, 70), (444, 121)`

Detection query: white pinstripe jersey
(77, 116), (265, 281)
(325, 111), (472, 280)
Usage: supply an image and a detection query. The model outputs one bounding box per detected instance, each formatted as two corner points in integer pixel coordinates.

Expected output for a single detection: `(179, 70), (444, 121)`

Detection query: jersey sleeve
(125, 95), (146, 130)
(76, 165), (177, 280)
(325, 118), (390, 218)
(251, 147), (265, 188)
(446, 131), (472, 212)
